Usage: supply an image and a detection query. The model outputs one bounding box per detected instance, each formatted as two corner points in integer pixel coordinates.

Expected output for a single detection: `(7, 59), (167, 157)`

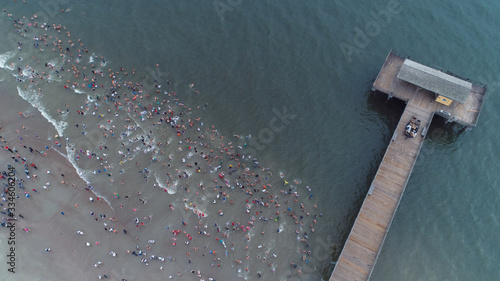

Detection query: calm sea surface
(0, 0), (499, 280)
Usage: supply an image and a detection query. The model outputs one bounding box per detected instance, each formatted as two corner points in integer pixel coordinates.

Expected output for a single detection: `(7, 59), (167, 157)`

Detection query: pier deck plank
(330, 102), (432, 281)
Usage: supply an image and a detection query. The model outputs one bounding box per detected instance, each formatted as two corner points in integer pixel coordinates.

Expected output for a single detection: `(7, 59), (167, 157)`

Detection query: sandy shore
(0, 90), (193, 281)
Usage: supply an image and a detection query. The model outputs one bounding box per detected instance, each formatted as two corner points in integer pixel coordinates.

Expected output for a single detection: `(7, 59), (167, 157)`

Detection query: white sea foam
(278, 221), (286, 233)
(236, 268), (250, 280)
(19, 68), (37, 82)
(0, 51), (16, 70)
(246, 227), (255, 240)
(184, 202), (209, 218)
(154, 172), (177, 194)
(47, 59), (59, 68)
(60, 145), (114, 210)
(45, 59), (62, 77)
(16, 86), (68, 136)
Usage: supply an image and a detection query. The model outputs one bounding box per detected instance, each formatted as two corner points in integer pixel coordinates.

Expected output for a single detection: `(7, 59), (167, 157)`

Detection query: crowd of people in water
(0, 7), (324, 280)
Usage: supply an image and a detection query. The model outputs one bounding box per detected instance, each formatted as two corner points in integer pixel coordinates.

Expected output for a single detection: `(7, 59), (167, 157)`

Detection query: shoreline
(0, 89), (188, 281)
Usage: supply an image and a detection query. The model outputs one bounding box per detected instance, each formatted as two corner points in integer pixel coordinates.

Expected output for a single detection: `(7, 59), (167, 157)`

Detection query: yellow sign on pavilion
(435, 95), (453, 106)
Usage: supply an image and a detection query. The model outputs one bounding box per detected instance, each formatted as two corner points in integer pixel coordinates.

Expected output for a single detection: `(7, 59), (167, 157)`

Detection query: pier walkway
(329, 103), (433, 281)
(330, 51), (486, 281)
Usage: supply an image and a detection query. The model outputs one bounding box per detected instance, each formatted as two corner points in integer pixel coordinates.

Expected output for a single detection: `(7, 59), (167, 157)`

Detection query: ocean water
(0, 0), (499, 280)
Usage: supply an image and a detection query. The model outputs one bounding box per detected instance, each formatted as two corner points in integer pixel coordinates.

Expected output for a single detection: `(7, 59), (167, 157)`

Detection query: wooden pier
(330, 51), (486, 281)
